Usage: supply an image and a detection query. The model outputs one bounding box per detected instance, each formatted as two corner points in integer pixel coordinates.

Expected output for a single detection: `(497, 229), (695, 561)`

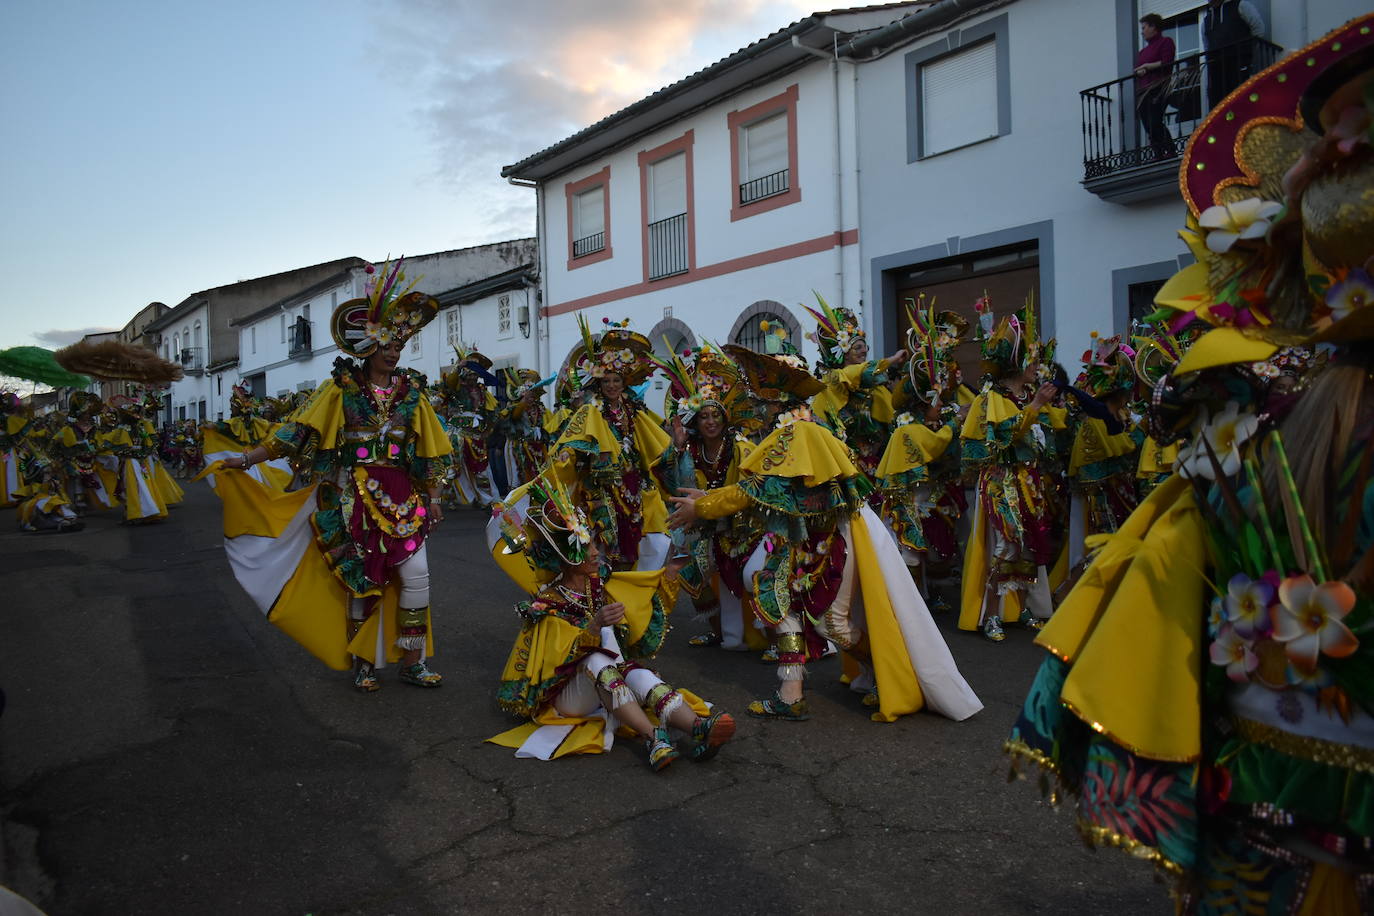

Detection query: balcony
(572, 230), (605, 259)
(179, 347), (204, 374)
(647, 212), (688, 281)
(288, 319), (313, 359)
(739, 168), (789, 205)
(1080, 37), (1282, 203)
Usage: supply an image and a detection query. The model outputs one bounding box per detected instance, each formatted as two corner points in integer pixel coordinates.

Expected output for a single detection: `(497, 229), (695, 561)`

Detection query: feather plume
(53, 340), (183, 384)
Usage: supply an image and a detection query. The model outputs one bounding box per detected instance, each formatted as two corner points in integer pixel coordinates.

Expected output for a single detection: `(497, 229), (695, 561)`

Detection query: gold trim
(1003, 737), (1063, 777)
(1059, 695), (1201, 764)
(1076, 822), (1187, 877)
(1233, 717), (1374, 775)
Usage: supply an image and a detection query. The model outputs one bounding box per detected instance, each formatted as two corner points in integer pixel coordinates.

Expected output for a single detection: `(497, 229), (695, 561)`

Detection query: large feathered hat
(492, 475), (594, 578)
(569, 315), (654, 386)
(1077, 332), (1137, 398)
(723, 342), (823, 404)
(975, 292), (1045, 376)
(649, 341), (743, 426)
(904, 295), (966, 401)
(330, 258), (439, 359)
(803, 293), (864, 370)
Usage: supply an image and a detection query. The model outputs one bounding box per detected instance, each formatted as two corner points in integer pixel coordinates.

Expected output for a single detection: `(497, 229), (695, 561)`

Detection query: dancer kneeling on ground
(488, 478), (734, 769)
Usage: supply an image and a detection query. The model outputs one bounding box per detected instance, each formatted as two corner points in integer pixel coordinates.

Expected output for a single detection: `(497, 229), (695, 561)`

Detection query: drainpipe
(791, 36), (846, 316)
(507, 175), (548, 383)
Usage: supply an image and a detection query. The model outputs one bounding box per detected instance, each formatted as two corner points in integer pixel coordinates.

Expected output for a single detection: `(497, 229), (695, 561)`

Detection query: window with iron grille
(446, 309), (460, 346)
(647, 153), (688, 280)
(572, 185), (606, 258)
(739, 112), (789, 205)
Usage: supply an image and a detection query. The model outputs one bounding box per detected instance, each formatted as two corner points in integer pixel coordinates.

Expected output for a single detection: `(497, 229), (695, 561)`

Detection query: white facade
(157, 300), (218, 422)
(509, 0), (1365, 385)
(234, 243), (539, 397)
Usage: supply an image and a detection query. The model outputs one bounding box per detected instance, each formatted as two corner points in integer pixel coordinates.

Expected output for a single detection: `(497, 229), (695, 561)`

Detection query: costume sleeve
(694, 483), (751, 519)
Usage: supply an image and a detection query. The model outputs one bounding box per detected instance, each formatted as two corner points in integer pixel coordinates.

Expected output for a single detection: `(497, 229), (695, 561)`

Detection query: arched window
(730, 300), (801, 353)
(173, 334), (180, 356)
(192, 321), (202, 349)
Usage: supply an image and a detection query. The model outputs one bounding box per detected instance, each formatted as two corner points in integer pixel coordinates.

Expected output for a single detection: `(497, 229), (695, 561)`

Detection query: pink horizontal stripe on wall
(544, 228), (858, 317)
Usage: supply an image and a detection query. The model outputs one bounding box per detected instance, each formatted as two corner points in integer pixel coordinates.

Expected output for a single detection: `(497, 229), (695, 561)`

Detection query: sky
(1, 0), (820, 349)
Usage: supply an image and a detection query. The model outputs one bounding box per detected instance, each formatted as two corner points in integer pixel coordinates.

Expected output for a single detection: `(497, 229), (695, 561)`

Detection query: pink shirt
(1136, 34), (1176, 91)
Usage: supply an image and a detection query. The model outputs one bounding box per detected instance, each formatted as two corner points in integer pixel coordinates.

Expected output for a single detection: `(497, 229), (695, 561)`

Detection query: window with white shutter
(572, 185), (605, 256)
(921, 39), (999, 157)
(648, 153), (686, 223)
(741, 113), (788, 182)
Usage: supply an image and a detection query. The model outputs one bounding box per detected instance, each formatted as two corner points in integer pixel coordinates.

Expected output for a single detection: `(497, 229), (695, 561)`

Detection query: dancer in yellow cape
(488, 476), (734, 768)
(1006, 19), (1374, 912)
(668, 337), (982, 724)
(208, 260), (455, 691)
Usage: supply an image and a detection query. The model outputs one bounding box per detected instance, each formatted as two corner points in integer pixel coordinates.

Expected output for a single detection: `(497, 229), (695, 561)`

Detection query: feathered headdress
(1077, 332), (1137, 398)
(493, 474), (594, 576)
(648, 341), (742, 425)
(569, 315), (654, 386)
(330, 258), (439, 359)
(502, 367), (548, 402)
(54, 339), (183, 385)
(803, 293), (864, 369)
(904, 295), (967, 401)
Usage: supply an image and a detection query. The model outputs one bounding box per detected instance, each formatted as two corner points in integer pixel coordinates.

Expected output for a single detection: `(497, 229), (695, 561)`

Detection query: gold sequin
(1233, 717), (1374, 775)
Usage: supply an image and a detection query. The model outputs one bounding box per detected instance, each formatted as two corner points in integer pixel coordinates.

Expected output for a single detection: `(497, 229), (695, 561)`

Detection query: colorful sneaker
(353, 661), (380, 693)
(983, 615), (1006, 642)
(1018, 609), (1045, 631)
(688, 711), (736, 762)
(688, 632), (722, 648)
(646, 726), (679, 771)
(399, 661), (443, 687)
(746, 692), (810, 721)
(759, 645), (780, 664)
(931, 594), (951, 613)
(862, 687), (880, 708)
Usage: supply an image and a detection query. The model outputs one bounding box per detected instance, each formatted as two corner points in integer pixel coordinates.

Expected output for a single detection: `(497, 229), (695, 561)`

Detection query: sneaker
(862, 687), (879, 708)
(399, 661), (443, 687)
(688, 632), (722, 648)
(759, 645), (779, 664)
(1018, 608), (1045, 631)
(353, 661), (381, 693)
(646, 726), (679, 771)
(746, 692), (810, 721)
(983, 615), (1006, 642)
(687, 711), (736, 762)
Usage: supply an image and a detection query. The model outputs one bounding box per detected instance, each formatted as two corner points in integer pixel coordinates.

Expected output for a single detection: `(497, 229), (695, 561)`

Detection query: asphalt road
(0, 482), (1167, 915)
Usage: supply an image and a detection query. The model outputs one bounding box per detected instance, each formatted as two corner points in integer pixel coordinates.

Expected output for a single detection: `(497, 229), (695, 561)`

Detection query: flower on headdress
(1325, 268), (1374, 322)
(1197, 198), (1283, 254)
(1273, 575), (1359, 670)
(1250, 361), (1280, 379)
(1224, 572), (1276, 640)
(1209, 624), (1258, 682)
(1177, 401), (1258, 480)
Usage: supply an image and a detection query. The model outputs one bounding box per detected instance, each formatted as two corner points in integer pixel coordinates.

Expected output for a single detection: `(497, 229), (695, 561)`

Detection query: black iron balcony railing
(1080, 36), (1282, 181)
(179, 347), (204, 371)
(739, 168), (789, 205)
(572, 230), (605, 258)
(647, 213), (688, 280)
(289, 320), (313, 358)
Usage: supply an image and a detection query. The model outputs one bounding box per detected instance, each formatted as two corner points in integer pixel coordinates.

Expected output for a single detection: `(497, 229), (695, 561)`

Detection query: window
(572, 186), (605, 257)
(409, 328), (422, 356)
(728, 85), (800, 220)
(216, 375), (222, 395)
(639, 131), (694, 282)
(734, 311), (796, 353)
(173, 334), (180, 355)
(497, 295), (512, 339)
(250, 326), (256, 354)
(906, 14), (1010, 162)
(198, 400), (207, 421)
(922, 41), (998, 155)
(192, 321), (201, 350)
(280, 314), (287, 344)
(740, 114), (788, 197)
(564, 166), (612, 269)
(446, 308), (461, 346)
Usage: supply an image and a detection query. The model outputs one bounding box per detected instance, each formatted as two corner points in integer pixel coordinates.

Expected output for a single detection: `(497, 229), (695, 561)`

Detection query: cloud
(375, 0), (815, 243)
(34, 326), (118, 347)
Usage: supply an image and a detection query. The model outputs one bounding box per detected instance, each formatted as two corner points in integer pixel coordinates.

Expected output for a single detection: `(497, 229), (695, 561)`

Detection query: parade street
(0, 483), (1161, 916)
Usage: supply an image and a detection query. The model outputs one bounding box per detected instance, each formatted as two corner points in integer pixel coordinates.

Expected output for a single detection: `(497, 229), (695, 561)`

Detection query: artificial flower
(1224, 572), (1275, 639)
(1177, 401), (1258, 480)
(1210, 624), (1258, 683)
(1198, 198), (1283, 254)
(1326, 268), (1374, 322)
(1250, 361), (1280, 379)
(1273, 574), (1359, 669)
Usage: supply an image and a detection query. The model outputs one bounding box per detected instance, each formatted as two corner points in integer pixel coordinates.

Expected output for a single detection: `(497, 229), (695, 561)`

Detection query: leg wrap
(594, 663), (635, 709)
(643, 681), (683, 725)
(396, 605), (429, 650)
(396, 545), (430, 608)
(776, 630), (807, 683)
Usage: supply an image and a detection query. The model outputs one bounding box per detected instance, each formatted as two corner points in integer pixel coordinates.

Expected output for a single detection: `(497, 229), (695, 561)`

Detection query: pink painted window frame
(728, 84), (801, 222)
(565, 166), (612, 271)
(638, 130), (696, 283)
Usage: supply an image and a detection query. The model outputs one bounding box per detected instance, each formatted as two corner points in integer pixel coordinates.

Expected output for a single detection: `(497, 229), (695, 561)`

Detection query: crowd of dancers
(19, 19), (1372, 912)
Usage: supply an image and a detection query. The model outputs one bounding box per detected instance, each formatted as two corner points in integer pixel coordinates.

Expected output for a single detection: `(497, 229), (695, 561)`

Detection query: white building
(502, 0), (1363, 385)
(231, 240), (538, 398)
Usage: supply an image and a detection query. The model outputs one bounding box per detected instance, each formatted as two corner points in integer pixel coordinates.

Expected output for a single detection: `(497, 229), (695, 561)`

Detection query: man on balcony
(1134, 13), (1176, 162)
(1203, 0), (1264, 110)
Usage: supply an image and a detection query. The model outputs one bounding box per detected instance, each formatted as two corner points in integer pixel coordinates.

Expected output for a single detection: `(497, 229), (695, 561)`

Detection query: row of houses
(104, 0), (1360, 423)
